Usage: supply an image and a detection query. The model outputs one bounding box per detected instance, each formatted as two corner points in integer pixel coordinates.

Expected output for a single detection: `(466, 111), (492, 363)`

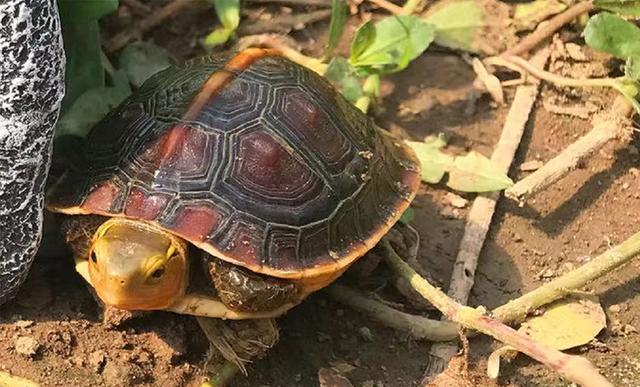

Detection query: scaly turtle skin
(0, 0), (65, 305)
(47, 48), (421, 319)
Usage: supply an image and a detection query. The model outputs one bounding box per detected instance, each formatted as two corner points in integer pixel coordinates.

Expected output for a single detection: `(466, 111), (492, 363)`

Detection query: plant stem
(201, 361), (239, 387)
(366, 0), (405, 14)
(402, 0), (422, 14)
(504, 1), (594, 56)
(382, 241), (613, 387)
(493, 230), (640, 324)
(505, 95), (633, 202)
(326, 284), (459, 341)
(235, 34), (328, 75)
(493, 56), (620, 89)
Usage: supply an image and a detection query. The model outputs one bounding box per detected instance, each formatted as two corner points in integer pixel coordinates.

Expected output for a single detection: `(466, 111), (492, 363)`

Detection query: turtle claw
(197, 317), (279, 375)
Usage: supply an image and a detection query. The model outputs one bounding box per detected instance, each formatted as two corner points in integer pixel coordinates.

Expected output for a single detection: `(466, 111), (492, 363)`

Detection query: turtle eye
(151, 267), (165, 279)
(90, 251), (98, 263)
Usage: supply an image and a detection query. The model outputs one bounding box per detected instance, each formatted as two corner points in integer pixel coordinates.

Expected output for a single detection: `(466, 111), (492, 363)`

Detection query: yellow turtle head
(88, 218), (188, 310)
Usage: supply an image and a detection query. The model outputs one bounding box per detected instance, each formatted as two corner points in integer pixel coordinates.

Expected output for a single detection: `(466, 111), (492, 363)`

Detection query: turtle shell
(47, 49), (420, 279)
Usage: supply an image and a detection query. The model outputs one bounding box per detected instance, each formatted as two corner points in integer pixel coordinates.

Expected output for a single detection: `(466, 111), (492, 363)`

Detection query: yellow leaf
(518, 295), (606, 350)
(0, 371), (39, 387)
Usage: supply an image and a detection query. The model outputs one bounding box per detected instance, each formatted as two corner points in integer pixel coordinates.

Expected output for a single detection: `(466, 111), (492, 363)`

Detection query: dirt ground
(2, 2), (640, 387)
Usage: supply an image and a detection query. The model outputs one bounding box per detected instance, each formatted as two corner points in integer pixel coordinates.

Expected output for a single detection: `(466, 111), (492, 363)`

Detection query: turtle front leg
(60, 214), (109, 284)
(205, 255), (302, 313)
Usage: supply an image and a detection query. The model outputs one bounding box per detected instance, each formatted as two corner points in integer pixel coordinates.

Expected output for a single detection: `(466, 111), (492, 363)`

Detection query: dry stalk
(237, 9), (331, 35)
(366, 0), (406, 14)
(382, 241), (613, 387)
(506, 95), (633, 201)
(504, 1), (594, 56)
(424, 48), (549, 381)
(326, 284), (458, 341)
(106, 0), (205, 52)
(245, 0), (331, 6)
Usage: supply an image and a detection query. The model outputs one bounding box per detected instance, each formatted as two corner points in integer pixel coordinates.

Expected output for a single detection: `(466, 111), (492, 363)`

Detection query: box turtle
(46, 48), (421, 320)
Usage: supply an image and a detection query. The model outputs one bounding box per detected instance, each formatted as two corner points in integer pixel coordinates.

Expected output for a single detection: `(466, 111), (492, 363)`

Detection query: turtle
(45, 47), (421, 324)
(0, 0), (65, 305)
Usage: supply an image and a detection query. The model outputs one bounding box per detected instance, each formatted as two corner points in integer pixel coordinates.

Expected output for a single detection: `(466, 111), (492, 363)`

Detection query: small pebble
(520, 160), (543, 172)
(609, 304), (621, 313)
(15, 336), (39, 357)
(15, 320), (34, 329)
(358, 327), (373, 341)
(445, 193), (468, 208)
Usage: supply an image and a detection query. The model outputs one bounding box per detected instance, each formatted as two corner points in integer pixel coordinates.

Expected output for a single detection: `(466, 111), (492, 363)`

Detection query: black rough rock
(0, 0), (65, 304)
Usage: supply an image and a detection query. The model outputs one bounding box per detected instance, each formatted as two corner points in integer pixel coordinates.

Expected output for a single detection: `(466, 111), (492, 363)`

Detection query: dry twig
(424, 48), (550, 381)
(245, 0), (331, 6)
(366, 0), (406, 15)
(237, 9), (331, 35)
(326, 284), (458, 341)
(235, 34), (328, 74)
(382, 241), (613, 387)
(504, 1), (594, 56)
(106, 0), (206, 52)
(506, 95), (633, 201)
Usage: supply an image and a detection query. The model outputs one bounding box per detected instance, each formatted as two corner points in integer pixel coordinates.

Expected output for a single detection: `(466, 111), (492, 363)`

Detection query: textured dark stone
(0, 0), (65, 304)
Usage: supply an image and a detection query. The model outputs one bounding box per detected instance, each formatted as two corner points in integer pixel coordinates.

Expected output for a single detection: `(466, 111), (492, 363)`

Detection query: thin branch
(504, 1), (594, 56)
(424, 48), (549, 381)
(235, 34), (328, 74)
(366, 0), (405, 14)
(402, 0), (422, 14)
(237, 9), (332, 35)
(106, 0), (205, 52)
(493, 229), (640, 324)
(505, 95), (633, 201)
(488, 56), (620, 89)
(382, 241), (613, 387)
(325, 284), (458, 341)
(245, 0), (331, 6)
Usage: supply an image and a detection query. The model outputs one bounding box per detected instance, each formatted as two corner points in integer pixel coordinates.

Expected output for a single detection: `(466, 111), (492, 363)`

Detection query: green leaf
(326, 0), (348, 58)
(56, 71), (132, 138)
(341, 75), (363, 103)
(119, 42), (172, 88)
(350, 21), (376, 61)
(58, 0), (118, 21)
(399, 207), (415, 224)
(203, 27), (235, 48)
(406, 138), (454, 184)
(349, 15), (435, 74)
(325, 58), (363, 103)
(594, 0), (640, 16)
(423, 0), (485, 53)
(626, 56), (640, 81)
(325, 56), (352, 82)
(447, 151), (513, 192)
(60, 20), (105, 111)
(213, 0), (240, 30)
(584, 12), (640, 59)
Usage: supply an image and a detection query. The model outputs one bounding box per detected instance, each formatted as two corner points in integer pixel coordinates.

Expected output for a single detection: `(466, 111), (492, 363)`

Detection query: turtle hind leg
(205, 255), (301, 313)
(196, 317), (279, 375)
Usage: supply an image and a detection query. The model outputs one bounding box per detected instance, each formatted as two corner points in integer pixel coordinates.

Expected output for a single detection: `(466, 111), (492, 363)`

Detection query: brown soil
(2, 3), (640, 387)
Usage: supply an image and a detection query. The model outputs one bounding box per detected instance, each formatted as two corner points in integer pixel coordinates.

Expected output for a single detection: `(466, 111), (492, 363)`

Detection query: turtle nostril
(120, 280), (125, 285)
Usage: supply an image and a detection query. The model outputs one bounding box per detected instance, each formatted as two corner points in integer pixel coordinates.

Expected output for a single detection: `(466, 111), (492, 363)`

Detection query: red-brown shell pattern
(47, 50), (421, 278)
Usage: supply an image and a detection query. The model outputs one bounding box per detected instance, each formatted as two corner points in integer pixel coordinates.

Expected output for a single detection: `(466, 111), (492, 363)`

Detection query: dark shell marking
(47, 49), (420, 278)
